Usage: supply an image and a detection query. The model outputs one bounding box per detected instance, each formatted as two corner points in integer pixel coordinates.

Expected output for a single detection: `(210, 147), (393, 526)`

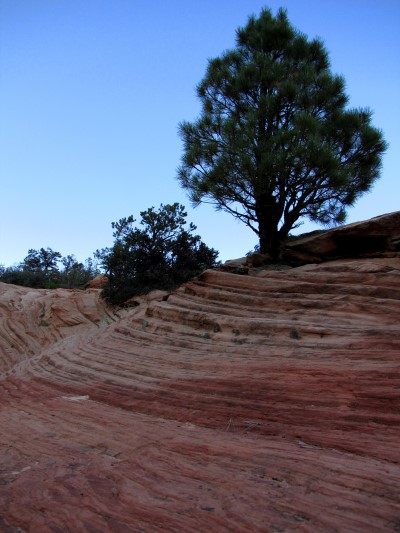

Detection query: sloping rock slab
(0, 283), (120, 374)
(1, 256), (400, 531)
(285, 211), (400, 265)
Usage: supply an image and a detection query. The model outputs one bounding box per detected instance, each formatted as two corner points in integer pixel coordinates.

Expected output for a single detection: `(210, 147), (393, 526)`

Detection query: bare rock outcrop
(0, 283), (119, 374)
(85, 273), (109, 289)
(285, 210), (400, 265)
(1, 215), (400, 531)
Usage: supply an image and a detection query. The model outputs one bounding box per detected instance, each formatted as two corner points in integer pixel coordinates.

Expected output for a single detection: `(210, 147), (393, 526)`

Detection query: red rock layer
(1, 258), (400, 532)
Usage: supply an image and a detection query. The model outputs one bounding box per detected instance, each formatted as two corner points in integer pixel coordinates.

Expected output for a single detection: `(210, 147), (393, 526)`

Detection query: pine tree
(178, 8), (387, 259)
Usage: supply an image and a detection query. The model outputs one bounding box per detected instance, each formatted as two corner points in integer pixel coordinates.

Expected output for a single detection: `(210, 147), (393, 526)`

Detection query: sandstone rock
(85, 273), (109, 288)
(0, 283), (120, 374)
(245, 252), (270, 267)
(125, 289), (170, 307)
(220, 257), (249, 274)
(0, 215), (400, 531)
(284, 210), (400, 265)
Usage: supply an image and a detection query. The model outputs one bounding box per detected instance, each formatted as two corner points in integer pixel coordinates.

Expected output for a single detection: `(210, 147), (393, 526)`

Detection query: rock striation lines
(1, 256), (400, 531)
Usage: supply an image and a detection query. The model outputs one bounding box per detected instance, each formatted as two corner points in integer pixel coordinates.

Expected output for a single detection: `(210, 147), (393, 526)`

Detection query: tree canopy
(0, 206), (218, 298)
(178, 8), (387, 258)
(22, 248), (62, 274)
(99, 203), (219, 305)
(0, 248), (98, 289)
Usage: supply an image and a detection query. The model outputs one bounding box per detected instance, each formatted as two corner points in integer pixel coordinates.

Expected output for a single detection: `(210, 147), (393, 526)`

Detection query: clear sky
(1, 0), (399, 266)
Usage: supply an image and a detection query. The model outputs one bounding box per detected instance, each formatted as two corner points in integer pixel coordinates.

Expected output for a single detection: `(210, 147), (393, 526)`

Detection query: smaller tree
(60, 255), (98, 288)
(100, 203), (219, 305)
(19, 248), (62, 287)
(22, 248), (62, 273)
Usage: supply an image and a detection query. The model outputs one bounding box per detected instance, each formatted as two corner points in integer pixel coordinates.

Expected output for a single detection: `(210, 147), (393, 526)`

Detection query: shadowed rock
(285, 210), (400, 265)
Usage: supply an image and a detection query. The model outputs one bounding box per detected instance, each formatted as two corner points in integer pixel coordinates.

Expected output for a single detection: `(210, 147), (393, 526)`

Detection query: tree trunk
(256, 194), (283, 261)
(258, 222), (281, 259)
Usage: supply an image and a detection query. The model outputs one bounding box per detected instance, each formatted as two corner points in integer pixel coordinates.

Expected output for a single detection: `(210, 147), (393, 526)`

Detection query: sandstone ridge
(1, 212), (400, 532)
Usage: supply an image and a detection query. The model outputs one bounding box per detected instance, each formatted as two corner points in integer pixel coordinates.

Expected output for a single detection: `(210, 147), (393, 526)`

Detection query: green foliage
(19, 247), (62, 287)
(22, 247), (62, 274)
(178, 8), (387, 258)
(99, 203), (219, 305)
(0, 267), (49, 288)
(0, 249), (99, 289)
(60, 255), (99, 288)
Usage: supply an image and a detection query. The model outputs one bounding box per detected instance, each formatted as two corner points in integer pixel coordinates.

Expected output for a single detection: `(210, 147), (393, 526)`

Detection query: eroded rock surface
(1, 253), (400, 530)
(285, 211), (400, 265)
(0, 284), (120, 376)
(85, 274), (109, 289)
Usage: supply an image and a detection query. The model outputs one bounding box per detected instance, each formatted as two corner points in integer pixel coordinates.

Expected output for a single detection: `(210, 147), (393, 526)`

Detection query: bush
(0, 250), (100, 289)
(99, 203), (219, 305)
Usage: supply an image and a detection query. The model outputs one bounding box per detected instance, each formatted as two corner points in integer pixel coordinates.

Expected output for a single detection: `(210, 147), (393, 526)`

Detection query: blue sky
(1, 0), (399, 266)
